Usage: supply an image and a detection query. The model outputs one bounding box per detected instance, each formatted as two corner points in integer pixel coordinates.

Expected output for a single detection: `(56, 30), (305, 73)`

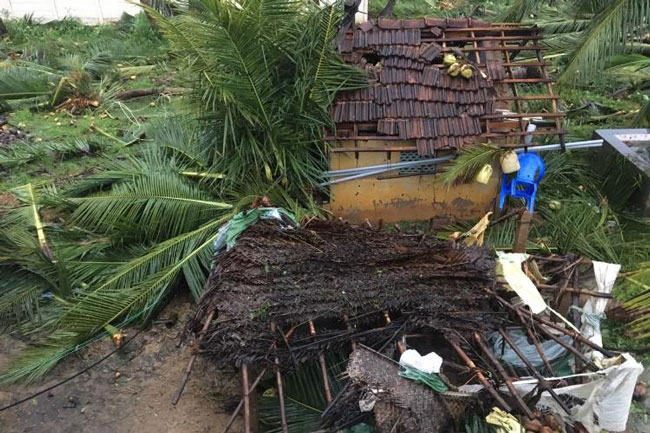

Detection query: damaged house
(175, 18), (642, 433)
(326, 18), (565, 223)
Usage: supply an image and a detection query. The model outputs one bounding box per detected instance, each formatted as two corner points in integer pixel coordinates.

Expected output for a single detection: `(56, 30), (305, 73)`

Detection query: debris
(485, 407), (523, 433)
(345, 346), (458, 433)
(191, 219), (500, 368)
(186, 217), (640, 433)
(633, 382), (648, 401)
(399, 349), (442, 374)
(514, 354), (643, 433)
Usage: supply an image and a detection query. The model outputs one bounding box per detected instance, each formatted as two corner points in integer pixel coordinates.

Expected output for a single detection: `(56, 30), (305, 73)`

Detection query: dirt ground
(0, 294), (242, 433)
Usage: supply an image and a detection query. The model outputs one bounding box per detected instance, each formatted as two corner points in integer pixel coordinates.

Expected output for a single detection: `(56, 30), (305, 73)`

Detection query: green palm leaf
(559, 0), (650, 86)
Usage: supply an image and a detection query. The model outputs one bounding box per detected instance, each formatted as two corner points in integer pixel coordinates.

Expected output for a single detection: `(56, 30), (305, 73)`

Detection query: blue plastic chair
(498, 152), (545, 213)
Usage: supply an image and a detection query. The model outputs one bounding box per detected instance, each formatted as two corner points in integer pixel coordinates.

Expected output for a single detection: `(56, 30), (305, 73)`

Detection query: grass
(0, 0), (647, 390)
(0, 14), (185, 192)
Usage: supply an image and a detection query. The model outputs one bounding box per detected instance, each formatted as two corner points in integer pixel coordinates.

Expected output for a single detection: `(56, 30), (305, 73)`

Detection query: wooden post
(513, 210), (532, 253)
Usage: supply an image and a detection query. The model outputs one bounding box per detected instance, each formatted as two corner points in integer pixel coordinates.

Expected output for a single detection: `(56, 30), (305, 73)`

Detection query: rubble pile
(191, 220), (502, 366)
(184, 217), (643, 433)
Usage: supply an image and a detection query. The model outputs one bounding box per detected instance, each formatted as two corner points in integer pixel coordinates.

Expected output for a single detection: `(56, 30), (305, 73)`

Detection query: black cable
(0, 328), (143, 412)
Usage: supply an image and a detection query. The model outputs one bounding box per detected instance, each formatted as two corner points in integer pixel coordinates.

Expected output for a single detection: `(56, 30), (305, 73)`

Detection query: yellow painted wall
(327, 140), (500, 223)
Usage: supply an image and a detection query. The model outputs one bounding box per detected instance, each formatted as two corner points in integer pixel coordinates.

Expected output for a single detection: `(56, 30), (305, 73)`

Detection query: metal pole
(325, 155), (456, 176)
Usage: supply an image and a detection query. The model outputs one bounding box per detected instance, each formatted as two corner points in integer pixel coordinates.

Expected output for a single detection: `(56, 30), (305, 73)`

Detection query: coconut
(448, 63), (461, 76)
(443, 53), (456, 66)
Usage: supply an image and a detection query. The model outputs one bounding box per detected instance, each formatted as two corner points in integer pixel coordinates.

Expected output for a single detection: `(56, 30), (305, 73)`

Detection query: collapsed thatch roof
(191, 219), (502, 368)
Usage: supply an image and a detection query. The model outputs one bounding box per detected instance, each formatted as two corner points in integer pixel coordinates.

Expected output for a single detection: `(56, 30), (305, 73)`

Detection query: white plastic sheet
(399, 349), (443, 374)
(580, 261), (621, 363)
(496, 252), (547, 314)
(515, 354), (643, 433)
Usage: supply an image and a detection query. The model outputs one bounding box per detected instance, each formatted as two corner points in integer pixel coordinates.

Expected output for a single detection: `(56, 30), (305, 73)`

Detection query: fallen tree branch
(116, 87), (189, 100)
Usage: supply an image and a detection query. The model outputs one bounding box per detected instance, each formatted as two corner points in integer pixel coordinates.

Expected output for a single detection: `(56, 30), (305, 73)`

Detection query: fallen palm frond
(259, 353), (348, 433)
(438, 144), (502, 186)
(0, 139), (94, 169)
(559, 0), (650, 86)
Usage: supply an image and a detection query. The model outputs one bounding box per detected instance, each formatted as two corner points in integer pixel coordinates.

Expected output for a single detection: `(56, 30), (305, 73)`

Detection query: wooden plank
(499, 78), (554, 83)
(324, 135), (405, 141)
(482, 112), (565, 119)
(498, 62), (552, 67)
(495, 95), (561, 101)
(424, 35), (543, 43)
(441, 45), (546, 53)
(513, 211), (533, 253)
(442, 26), (538, 33)
(329, 146), (418, 153)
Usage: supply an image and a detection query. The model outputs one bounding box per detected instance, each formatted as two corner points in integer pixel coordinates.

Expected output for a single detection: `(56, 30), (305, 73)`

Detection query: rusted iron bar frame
(553, 266), (576, 309)
(343, 314), (358, 350)
(501, 30), (530, 146)
(271, 322), (288, 433)
(531, 324), (599, 372)
(309, 320), (333, 403)
(171, 309), (215, 405)
(533, 28), (565, 151)
(223, 324), (303, 433)
(473, 332), (534, 418)
(570, 268), (583, 372)
(221, 367), (269, 433)
(498, 329), (571, 415)
(241, 364), (252, 433)
(512, 308), (556, 376)
(383, 311), (406, 353)
(448, 338), (513, 412)
(487, 288), (616, 357)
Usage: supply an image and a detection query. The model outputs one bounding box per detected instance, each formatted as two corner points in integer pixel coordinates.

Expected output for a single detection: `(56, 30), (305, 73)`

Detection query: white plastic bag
(399, 349), (443, 374)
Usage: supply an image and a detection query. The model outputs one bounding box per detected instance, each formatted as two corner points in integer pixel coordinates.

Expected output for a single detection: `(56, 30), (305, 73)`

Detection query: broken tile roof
(332, 18), (568, 155)
(334, 18), (500, 155)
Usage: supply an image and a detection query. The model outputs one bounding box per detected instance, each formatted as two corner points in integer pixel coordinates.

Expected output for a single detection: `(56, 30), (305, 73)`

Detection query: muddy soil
(0, 294), (242, 433)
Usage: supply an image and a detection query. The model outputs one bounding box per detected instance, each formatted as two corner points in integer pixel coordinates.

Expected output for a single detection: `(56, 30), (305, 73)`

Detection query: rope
(0, 328), (143, 413)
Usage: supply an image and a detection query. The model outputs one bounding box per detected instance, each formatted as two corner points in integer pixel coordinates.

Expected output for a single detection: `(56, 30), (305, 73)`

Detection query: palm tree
(502, 0), (650, 87)
(0, 0), (365, 382)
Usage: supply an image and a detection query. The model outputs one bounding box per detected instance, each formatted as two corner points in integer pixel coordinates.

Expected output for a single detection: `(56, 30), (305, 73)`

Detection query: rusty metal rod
(220, 368), (268, 433)
(473, 332), (534, 418)
(448, 338), (512, 412)
(532, 324), (599, 371)
(383, 311), (406, 353)
(343, 314), (358, 350)
(271, 323), (288, 433)
(487, 288), (616, 357)
(498, 329), (571, 415)
(513, 309), (556, 376)
(309, 320), (333, 403)
(221, 323), (302, 433)
(241, 364), (252, 433)
(172, 309), (215, 405)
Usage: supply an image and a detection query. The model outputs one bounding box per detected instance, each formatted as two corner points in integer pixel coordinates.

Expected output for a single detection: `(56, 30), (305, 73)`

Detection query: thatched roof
(191, 219), (502, 367)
